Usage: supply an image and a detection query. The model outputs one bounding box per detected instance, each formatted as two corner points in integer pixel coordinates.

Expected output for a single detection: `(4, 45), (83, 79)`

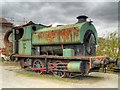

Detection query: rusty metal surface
(13, 54), (107, 61)
(36, 23), (83, 32)
(48, 28), (78, 43)
(32, 22), (98, 45)
(14, 21), (35, 30)
(32, 28), (80, 45)
(32, 23), (84, 45)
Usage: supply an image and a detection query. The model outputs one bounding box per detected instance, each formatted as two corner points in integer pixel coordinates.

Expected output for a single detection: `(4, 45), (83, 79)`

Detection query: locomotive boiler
(11, 15), (114, 78)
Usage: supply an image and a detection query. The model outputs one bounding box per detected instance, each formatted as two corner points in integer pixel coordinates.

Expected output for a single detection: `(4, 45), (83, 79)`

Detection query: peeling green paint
(32, 22), (97, 45)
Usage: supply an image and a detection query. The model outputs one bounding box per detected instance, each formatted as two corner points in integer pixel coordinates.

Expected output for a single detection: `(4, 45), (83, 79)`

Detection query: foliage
(96, 32), (119, 60)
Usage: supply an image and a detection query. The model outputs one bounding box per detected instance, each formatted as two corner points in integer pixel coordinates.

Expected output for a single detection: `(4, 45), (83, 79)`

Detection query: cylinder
(67, 61), (81, 72)
(93, 60), (103, 65)
(63, 49), (75, 56)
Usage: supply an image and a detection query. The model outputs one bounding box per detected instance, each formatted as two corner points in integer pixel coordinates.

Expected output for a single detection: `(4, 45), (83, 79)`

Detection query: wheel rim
(33, 60), (44, 74)
(86, 34), (96, 55)
(66, 72), (73, 78)
(52, 60), (66, 78)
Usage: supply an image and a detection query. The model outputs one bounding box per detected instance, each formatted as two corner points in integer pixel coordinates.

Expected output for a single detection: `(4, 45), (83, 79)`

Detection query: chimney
(76, 15), (88, 23)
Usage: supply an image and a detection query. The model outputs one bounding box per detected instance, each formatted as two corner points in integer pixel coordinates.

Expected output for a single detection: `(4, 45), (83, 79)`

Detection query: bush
(96, 32), (119, 61)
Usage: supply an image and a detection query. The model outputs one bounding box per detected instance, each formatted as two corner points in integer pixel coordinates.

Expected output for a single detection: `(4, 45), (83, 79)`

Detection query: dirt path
(0, 65), (118, 88)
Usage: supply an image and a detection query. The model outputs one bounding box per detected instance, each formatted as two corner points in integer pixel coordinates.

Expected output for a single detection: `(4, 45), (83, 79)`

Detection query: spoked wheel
(33, 60), (45, 75)
(52, 60), (67, 78)
(66, 72), (74, 78)
(19, 58), (33, 70)
(84, 31), (96, 56)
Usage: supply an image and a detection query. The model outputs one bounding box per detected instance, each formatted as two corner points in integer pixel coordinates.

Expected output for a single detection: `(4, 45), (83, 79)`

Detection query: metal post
(45, 58), (48, 73)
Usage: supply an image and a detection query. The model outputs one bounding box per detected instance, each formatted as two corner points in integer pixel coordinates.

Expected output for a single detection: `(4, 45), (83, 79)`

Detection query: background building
(0, 18), (13, 48)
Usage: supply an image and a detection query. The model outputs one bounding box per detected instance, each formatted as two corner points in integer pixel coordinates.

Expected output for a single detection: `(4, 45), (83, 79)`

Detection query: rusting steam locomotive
(10, 15), (115, 78)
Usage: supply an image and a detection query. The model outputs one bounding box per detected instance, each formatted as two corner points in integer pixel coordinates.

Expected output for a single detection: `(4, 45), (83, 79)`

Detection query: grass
(0, 60), (2, 64)
(16, 69), (104, 85)
(1, 60), (20, 66)
(2, 60), (118, 85)
(1, 60), (104, 84)
(99, 68), (119, 74)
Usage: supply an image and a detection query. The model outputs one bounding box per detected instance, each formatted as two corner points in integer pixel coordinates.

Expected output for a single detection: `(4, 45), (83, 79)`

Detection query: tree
(96, 32), (119, 61)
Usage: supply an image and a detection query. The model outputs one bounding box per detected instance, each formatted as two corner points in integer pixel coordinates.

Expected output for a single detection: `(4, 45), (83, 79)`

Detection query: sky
(1, 0), (119, 37)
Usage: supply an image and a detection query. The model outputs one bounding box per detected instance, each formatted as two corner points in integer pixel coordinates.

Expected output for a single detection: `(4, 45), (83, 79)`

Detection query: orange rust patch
(38, 33), (41, 43)
(37, 28), (79, 43)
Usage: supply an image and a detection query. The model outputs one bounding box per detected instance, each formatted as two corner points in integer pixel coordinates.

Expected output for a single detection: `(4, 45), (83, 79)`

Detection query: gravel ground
(0, 64), (119, 88)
